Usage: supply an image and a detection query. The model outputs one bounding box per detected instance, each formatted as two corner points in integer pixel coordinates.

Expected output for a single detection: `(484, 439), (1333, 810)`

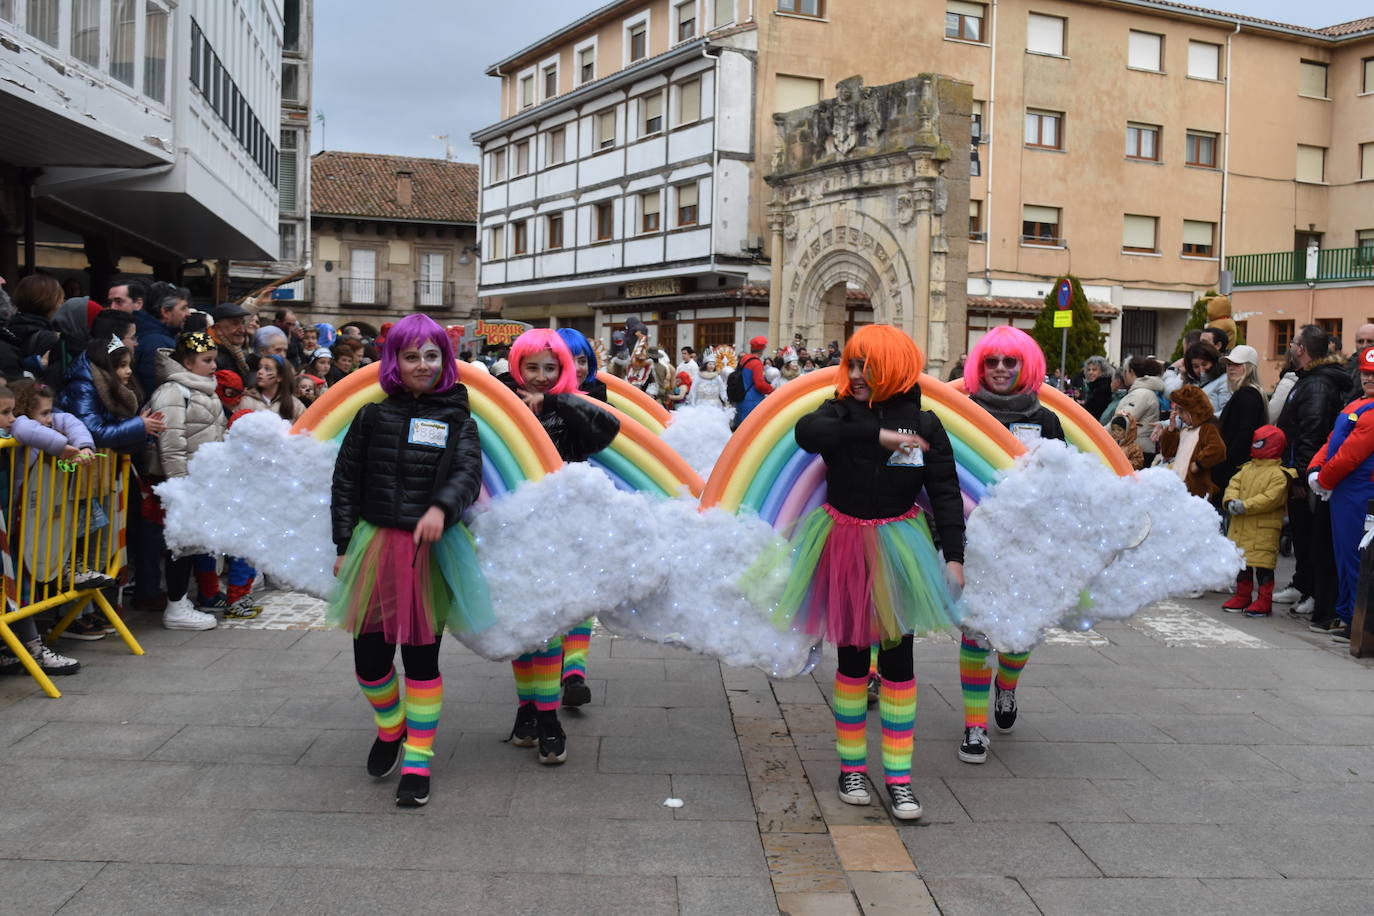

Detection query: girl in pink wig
(499, 328), (619, 764)
(328, 314), (493, 808)
(955, 325), (1064, 766)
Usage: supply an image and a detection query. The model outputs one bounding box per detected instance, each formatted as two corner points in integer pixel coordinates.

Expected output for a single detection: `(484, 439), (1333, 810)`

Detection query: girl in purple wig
(328, 314), (493, 808)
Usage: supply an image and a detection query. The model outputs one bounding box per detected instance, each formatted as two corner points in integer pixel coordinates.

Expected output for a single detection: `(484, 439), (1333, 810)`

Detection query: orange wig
(835, 325), (926, 404)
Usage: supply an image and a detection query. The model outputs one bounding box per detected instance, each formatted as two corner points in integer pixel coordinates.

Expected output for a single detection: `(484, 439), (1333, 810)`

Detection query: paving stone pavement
(3, 556), (1374, 914)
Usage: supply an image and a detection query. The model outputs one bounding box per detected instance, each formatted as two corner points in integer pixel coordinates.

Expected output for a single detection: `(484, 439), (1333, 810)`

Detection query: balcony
(414, 280), (457, 309)
(338, 277), (391, 307)
(1227, 246), (1374, 287)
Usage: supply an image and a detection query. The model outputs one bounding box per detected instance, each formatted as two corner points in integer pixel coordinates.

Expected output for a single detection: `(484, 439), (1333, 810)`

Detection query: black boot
(536, 709), (567, 765)
(366, 732), (406, 778)
(506, 702), (538, 748)
(395, 772), (430, 807)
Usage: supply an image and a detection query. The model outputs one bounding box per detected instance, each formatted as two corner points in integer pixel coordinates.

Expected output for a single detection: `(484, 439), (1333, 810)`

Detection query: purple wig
(965, 326), (1047, 394)
(509, 328), (578, 395)
(378, 314), (460, 395)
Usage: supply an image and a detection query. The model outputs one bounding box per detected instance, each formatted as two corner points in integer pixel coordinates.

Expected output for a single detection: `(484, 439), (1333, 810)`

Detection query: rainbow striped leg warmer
(561, 618), (594, 682)
(879, 677), (917, 785)
(530, 636), (564, 712)
(834, 672), (869, 773)
(401, 676), (443, 776)
(959, 635), (991, 729)
(869, 644), (879, 678)
(995, 651), (1030, 692)
(511, 656), (536, 705)
(356, 668), (405, 742)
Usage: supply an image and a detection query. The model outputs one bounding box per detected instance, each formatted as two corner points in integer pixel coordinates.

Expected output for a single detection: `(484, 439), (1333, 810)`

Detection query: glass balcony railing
(1227, 245), (1374, 287)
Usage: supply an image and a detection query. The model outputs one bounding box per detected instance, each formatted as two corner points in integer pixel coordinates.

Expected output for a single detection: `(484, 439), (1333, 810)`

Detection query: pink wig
(509, 328), (579, 395)
(965, 326), (1047, 394)
(379, 314), (459, 395)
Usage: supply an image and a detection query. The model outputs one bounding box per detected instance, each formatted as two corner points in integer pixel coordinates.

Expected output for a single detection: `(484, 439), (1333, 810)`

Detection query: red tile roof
(311, 151), (479, 224)
(968, 295), (1119, 318)
(1320, 15), (1374, 36)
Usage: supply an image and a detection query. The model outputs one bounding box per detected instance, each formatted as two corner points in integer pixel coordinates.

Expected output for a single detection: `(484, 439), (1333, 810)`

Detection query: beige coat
(1115, 375), (1164, 453)
(145, 351), (227, 479)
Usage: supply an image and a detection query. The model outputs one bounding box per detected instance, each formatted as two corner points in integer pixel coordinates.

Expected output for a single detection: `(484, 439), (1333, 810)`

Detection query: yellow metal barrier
(0, 439), (141, 698)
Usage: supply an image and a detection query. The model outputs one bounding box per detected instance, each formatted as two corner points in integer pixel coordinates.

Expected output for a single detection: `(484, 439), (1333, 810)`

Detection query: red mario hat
(749, 336), (768, 352)
(1359, 347), (1374, 372)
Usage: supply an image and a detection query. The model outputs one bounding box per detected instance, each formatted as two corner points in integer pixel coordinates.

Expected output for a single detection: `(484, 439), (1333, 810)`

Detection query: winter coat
(968, 389), (1065, 443)
(580, 375), (608, 402)
(1107, 413), (1145, 470)
(1159, 420), (1226, 498)
(144, 351), (227, 479)
(132, 310), (179, 398)
(794, 387), (965, 563)
(1277, 356), (1353, 474)
(1311, 397), (1374, 492)
(1115, 375), (1165, 453)
(1224, 458), (1295, 569)
(1098, 389), (1127, 425)
(1213, 385), (1268, 496)
(1081, 375), (1113, 421)
(330, 385), (482, 554)
(1200, 372), (1232, 418)
(734, 354), (774, 426)
(7, 311), (68, 390)
(58, 353), (148, 451)
(497, 373), (619, 464)
(11, 410), (94, 466)
(1268, 371), (1297, 423)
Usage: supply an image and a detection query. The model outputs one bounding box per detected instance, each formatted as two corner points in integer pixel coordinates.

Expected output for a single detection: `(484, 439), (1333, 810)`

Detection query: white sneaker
(1272, 586), (1302, 605)
(1293, 597), (1315, 617)
(27, 640), (80, 675)
(163, 598), (217, 630)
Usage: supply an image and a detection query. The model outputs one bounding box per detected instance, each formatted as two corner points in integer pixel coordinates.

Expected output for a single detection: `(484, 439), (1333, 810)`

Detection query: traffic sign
(1055, 278), (1072, 310)
(1053, 310), (1073, 328)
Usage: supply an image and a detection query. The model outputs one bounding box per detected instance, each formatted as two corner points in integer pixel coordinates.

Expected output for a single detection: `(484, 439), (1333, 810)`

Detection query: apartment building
(472, 0), (1373, 374)
(1, 0), (284, 295)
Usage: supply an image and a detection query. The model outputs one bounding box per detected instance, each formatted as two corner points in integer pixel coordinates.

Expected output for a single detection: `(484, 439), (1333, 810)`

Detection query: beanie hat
(1250, 424), (1286, 460)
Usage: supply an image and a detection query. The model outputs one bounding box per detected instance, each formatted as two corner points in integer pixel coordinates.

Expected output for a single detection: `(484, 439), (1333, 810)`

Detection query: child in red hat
(1221, 425), (1294, 617)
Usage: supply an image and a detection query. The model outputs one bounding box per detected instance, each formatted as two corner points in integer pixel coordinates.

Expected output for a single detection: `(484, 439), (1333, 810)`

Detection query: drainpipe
(1218, 22), (1241, 283)
(983, 0), (998, 286)
(703, 42), (722, 279)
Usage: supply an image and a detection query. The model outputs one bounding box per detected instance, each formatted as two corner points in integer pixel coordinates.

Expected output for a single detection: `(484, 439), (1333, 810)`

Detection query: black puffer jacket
(968, 389), (1066, 443)
(498, 373), (619, 463)
(1277, 357), (1353, 474)
(795, 387), (965, 563)
(331, 385), (482, 554)
(581, 375), (609, 402)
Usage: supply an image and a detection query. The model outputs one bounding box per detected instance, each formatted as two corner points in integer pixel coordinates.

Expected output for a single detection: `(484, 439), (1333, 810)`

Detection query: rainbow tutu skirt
(773, 504), (961, 647)
(327, 519), (494, 646)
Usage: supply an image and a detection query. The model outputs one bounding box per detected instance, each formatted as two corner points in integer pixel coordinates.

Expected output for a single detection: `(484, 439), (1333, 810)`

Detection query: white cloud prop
(660, 404), (735, 480)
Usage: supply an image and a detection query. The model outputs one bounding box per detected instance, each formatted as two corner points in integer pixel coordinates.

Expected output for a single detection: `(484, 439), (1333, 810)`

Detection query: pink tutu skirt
(772, 504), (960, 647)
(326, 520), (494, 646)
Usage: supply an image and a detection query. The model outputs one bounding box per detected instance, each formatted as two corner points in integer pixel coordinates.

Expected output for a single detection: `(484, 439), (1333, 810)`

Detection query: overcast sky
(313, 0), (1367, 163)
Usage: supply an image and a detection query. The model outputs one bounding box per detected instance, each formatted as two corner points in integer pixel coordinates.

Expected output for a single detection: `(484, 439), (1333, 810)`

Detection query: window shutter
(1299, 61), (1327, 98)
(948, 1), (984, 16)
(1296, 145), (1325, 182)
(643, 193), (661, 216)
(1362, 143), (1374, 180)
(1122, 215), (1157, 249)
(279, 149), (297, 212)
(1026, 13), (1063, 55)
(1182, 220), (1213, 245)
(1187, 41), (1219, 79)
(680, 80), (701, 123)
(775, 75), (822, 112)
(678, 184), (699, 208)
(1128, 31), (1161, 70)
(1023, 205), (1058, 224)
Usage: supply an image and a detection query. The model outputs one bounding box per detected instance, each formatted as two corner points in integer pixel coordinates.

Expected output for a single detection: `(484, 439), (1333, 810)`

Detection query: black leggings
(836, 636), (914, 682)
(352, 630), (442, 682)
(165, 554), (194, 602)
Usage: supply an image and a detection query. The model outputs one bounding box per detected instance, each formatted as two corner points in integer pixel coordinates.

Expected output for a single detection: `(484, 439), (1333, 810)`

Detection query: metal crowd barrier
(0, 439), (142, 697)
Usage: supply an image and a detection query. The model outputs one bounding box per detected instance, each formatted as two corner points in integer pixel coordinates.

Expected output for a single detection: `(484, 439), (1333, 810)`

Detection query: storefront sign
(625, 278), (683, 299)
(474, 319), (533, 345)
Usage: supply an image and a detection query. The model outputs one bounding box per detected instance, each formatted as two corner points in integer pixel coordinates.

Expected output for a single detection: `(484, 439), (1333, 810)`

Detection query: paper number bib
(408, 418), (449, 449)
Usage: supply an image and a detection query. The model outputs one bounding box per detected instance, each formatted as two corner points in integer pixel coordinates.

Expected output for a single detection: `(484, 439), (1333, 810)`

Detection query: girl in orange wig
(777, 325), (965, 821)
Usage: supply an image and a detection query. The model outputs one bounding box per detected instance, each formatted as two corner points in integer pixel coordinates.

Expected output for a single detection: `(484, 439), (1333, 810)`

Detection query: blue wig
(556, 327), (598, 379)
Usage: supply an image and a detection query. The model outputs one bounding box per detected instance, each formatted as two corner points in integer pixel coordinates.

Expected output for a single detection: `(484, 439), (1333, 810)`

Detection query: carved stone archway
(766, 75), (970, 370)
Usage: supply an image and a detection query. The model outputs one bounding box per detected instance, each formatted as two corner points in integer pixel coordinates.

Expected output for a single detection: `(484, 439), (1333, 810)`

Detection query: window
(641, 192), (661, 233)
(641, 93), (664, 135)
(629, 23), (647, 61)
(1296, 144), (1326, 182)
(1026, 13), (1065, 56)
(971, 100), (985, 143)
(678, 79), (702, 125)
(946, 1), (985, 42)
(1299, 60), (1328, 98)
(283, 0), (301, 51)
(513, 220), (528, 256)
(1362, 142), (1374, 180)
(778, 0), (822, 15)
(547, 213), (564, 250)
(1022, 205), (1061, 246)
(1025, 109), (1062, 149)
(490, 148), (506, 182)
(1318, 318), (1343, 342)
(677, 183), (699, 226)
(490, 225), (505, 259)
(1122, 214), (1158, 253)
(543, 65), (558, 100)
(282, 61), (302, 103)
(677, 1), (697, 41)
(715, 0), (735, 27)
(110, 0), (136, 86)
(71, 0), (100, 66)
(1272, 320), (1295, 358)
(25, 0), (57, 46)
(519, 75), (534, 109)
(596, 109), (616, 149)
(515, 140), (530, 176)
(1186, 131), (1218, 168)
(1365, 57), (1374, 94)
(279, 131), (299, 212)
(1127, 31), (1162, 71)
(279, 222), (299, 262)
(776, 75), (823, 112)
(969, 200), (984, 240)
(1188, 41), (1220, 80)
(546, 128), (566, 166)
(144, 1), (168, 102)
(579, 46), (596, 84)
(1357, 229), (1374, 264)
(1125, 123), (1160, 161)
(595, 201), (615, 240)
(1182, 220), (1215, 256)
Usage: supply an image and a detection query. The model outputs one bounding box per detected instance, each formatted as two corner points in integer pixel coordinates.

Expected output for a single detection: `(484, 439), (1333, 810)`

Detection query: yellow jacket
(1222, 457), (1295, 569)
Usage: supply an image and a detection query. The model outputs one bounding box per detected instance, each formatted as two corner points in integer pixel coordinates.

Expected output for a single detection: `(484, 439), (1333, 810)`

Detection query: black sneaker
(866, 672), (880, 707)
(1309, 618), (1344, 635)
(958, 725), (989, 764)
(993, 685), (1018, 733)
(886, 783), (923, 821)
(58, 616), (108, 641)
(1331, 625), (1352, 644)
(366, 733), (406, 778)
(536, 709), (567, 765)
(838, 771), (871, 806)
(506, 702), (538, 748)
(395, 773), (430, 807)
(561, 674), (591, 707)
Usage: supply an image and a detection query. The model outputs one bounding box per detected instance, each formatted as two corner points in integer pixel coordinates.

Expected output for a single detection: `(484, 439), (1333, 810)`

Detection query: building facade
(1, 0), (283, 296)
(473, 0), (1372, 378)
(307, 151), (479, 330)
